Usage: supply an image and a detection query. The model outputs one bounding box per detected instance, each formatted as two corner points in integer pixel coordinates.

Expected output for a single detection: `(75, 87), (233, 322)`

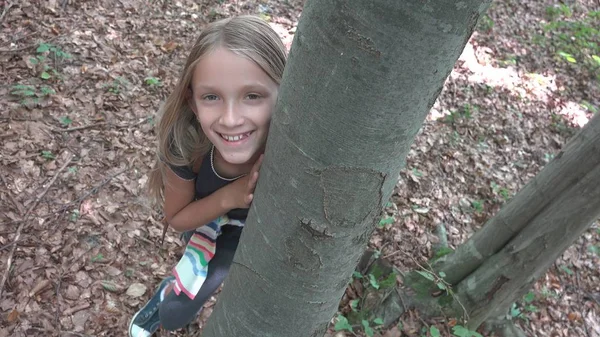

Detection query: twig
(0, 155), (73, 299)
(401, 250), (470, 323)
(51, 119), (149, 133)
(51, 122), (107, 132)
(62, 302), (90, 316)
(0, 1), (15, 24)
(55, 246), (95, 328)
(0, 167), (128, 229)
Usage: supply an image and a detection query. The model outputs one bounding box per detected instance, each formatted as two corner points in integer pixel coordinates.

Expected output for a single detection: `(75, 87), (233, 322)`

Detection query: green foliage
(368, 273), (380, 289)
(10, 84), (55, 106)
(334, 315), (353, 333)
(490, 181), (511, 201)
(471, 200), (484, 213)
(411, 167), (423, 177)
(104, 76), (130, 94)
(70, 210), (80, 222)
(452, 325), (483, 337)
(430, 326), (441, 337)
(560, 264), (574, 275)
(91, 253), (104, 262)
(41, 151), (55, 160)
(362, 320), (374, 337)
(540, 6), (600, 81)
(144, 76), (162, 87)
(59, 116), (73, 126)
(443, 104), (477, 125)
(37, 43), (72, 61)
(580, 100), (599, 114)
(433, 247), (454, 260)
(378, 216), (394, 228)
(476, 14), (494, 33)
(32, 43), (71, 80)
(350, 299), (359, 311)
(11, 84), (36, 97)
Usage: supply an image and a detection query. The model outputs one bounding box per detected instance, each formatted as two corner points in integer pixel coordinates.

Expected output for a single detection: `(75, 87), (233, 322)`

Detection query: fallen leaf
(126, 283), (147, 298)
(161, 41), (178, 53)
(382, 326), (402, 337)
(568, 312), (581, 322)
(7, 309), (19, 323)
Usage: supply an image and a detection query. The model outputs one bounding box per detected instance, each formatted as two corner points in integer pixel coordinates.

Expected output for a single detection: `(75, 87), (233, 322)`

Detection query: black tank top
(167, 148), (248, 220)
(194, 149), (248, 220)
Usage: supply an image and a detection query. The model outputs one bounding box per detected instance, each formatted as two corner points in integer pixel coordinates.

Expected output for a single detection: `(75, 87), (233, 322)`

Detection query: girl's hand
(225, 154), (264, 209)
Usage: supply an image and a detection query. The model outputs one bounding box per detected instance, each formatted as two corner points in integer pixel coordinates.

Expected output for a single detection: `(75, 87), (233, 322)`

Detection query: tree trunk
(365, 114), (600, 331)
(201, 0), (491, 336)
(450, 113), (600, 328)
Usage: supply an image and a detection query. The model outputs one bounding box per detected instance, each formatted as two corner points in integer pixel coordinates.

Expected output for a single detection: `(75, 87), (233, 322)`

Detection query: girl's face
(189, 47), (279, 166)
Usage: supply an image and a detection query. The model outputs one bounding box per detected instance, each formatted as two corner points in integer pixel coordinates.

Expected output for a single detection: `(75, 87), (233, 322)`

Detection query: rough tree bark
(201, 0), (491, 336)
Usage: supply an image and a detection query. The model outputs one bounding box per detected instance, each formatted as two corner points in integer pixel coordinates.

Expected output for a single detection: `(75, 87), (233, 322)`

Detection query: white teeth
(220, 133), (250, 142)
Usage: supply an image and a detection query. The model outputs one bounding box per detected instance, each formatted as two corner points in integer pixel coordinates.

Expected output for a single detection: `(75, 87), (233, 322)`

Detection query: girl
(129, 15), (286, 337)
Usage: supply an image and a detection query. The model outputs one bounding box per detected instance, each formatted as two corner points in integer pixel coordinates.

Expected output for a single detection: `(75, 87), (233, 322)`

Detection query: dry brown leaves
(1, 0), (598, 336)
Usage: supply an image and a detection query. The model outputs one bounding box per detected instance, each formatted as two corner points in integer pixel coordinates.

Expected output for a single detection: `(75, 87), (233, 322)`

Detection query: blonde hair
(147, 15), (287, 205)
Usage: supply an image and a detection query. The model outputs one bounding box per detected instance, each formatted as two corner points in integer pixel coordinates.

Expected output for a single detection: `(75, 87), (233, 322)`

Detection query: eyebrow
(193, 83), (269, 92)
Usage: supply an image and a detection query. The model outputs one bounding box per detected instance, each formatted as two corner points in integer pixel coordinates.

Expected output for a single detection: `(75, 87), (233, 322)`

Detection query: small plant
(334, 314), (353, 333)
(59, 116), (73, 126)
(378, 216), (394, 228)
(411, 168), (423, 177)
(490, 182), (511, 201)
(144, 76), (162, 87)
(476, 14), (494, 33)
(37, 43), (72, 61)
(471, 200), (484, 213)
(580, 100), (599, 114)
(452, 325), (483, 337)
(544, 153), (555, 163)
(361, 318), (384, 337)
(10, 84), (55, 106)
(91, 253), (105, 262)
(104, 76), (130, 94)
(541, 6), (600, 81)
(70, 210), (80, 222)
(41, 151), (55, 160)
(31, 43), (71, 80)
(560, 264), (574, 275)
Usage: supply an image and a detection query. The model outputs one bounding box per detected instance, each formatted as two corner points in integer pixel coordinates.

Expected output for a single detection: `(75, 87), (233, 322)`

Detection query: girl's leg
(159, 226), (242, 331)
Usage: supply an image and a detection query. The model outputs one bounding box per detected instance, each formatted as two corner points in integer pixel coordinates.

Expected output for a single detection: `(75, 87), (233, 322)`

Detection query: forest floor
(0, 0), (599, 336)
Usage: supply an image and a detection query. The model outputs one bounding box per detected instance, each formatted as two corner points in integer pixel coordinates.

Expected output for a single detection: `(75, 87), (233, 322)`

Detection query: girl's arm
(163, 155), (262, 232)
(163, 167), (232, 232)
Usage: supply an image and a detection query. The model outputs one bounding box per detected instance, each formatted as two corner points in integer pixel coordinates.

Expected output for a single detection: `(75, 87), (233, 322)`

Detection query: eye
(246, 93), (261, 100)
(202, 94), (219, 101)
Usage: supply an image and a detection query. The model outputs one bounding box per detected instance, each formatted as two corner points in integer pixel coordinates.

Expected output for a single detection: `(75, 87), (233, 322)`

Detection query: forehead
(191, 47), (276, 89)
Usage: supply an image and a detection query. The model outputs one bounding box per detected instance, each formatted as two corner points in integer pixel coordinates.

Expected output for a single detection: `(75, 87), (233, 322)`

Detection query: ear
(186, 88), (198, 115)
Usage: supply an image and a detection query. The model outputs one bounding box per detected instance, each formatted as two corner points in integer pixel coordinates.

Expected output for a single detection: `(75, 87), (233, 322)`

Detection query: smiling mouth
(219, 132), (252, 142)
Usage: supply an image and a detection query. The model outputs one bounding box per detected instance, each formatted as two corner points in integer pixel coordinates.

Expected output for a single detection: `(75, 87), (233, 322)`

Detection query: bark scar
(485, 275), (510, 301)
(300, 217), (333, 239)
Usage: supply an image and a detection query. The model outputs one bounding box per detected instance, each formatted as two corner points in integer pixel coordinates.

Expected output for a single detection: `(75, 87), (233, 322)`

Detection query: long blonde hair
(147, 15), (287, 206)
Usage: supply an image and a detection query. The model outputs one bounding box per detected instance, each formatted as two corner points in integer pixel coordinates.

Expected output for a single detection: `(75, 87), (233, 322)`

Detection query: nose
(219, 101), (244, 128)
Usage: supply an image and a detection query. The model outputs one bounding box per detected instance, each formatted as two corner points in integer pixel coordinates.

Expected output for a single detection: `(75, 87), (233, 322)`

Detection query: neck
(211, 146), (260, 179)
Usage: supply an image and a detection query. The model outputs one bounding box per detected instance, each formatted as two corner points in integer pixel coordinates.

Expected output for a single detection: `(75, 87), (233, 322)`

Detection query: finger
(246, 193), (254, 204)
(247, 171), (259, 189)
(252, 154), (264, 173)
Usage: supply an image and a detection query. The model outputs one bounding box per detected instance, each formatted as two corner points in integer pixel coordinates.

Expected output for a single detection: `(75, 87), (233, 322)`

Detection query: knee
(159, 299), (194, 331)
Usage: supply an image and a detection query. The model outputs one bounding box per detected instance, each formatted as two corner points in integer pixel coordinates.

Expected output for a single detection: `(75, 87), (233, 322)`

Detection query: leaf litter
(0, 0), (598, 336)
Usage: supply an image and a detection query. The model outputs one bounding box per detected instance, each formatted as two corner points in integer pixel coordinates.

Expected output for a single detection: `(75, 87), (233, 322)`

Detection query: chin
(219, 150), (255, 165)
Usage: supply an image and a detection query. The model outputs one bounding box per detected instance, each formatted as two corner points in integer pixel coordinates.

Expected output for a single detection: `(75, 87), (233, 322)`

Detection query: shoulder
(163, 155), (204, 181)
